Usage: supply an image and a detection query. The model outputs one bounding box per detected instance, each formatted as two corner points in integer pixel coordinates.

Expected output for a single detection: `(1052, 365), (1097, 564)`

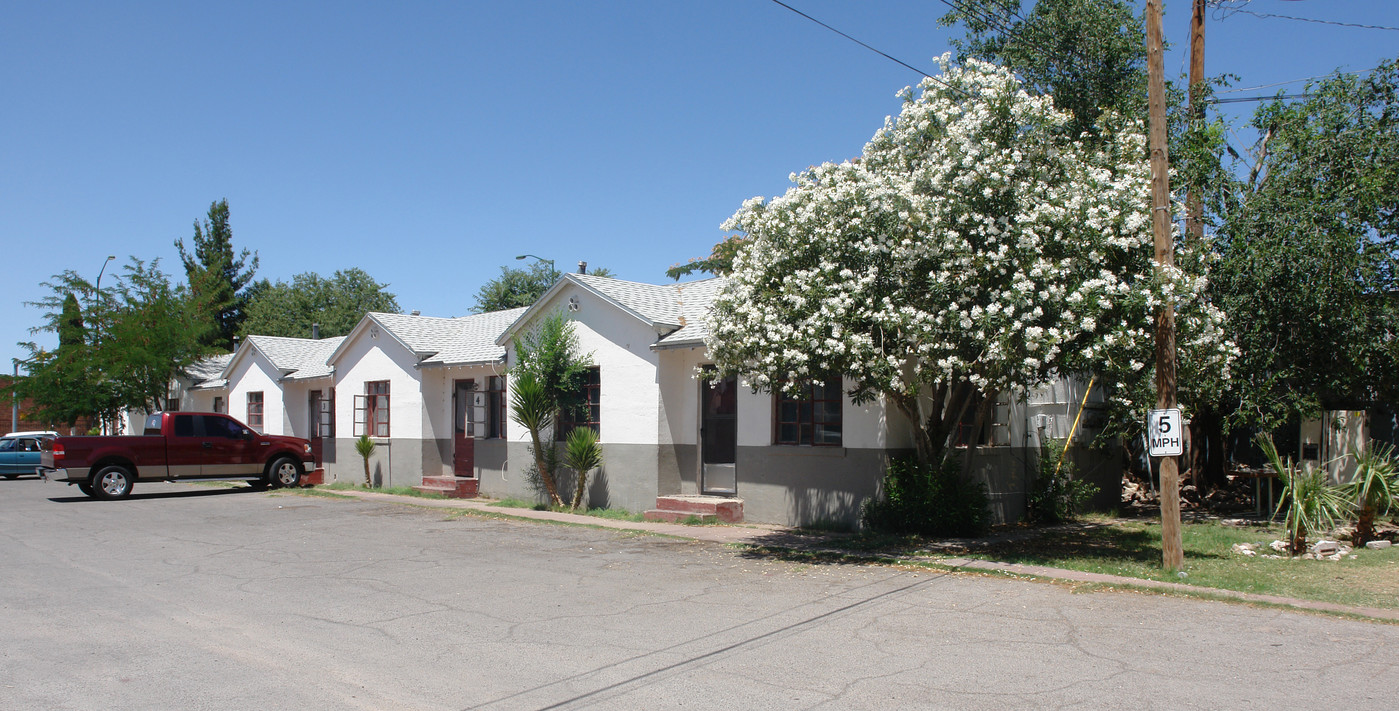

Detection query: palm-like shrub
(1347, 444), (1398, 545)
(509, 372), (564, 507)
(1258, 434), (1349, 554)
(564, 426), (603, 511)
(354, 434), (376, 488)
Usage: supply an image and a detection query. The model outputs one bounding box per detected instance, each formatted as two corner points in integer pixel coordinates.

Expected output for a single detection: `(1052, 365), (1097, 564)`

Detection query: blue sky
(3, 1), (1395, 370)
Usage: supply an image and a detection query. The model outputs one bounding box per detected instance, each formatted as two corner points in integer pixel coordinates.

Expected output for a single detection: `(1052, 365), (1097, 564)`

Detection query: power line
(1211, 2), (1399, 31)
(1218, 67), (1376, 94)
(764, 0), (974, 99)
(1211, 92), (1310, 104)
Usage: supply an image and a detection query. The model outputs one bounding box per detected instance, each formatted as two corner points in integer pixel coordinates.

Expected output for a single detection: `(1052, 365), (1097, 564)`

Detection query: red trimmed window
(246, 392), (264, 432)
(557, 368), (601, 440)
(487, 375), (507, 439)
(775, 378), (843, 446)
(366, 381), (390, 437)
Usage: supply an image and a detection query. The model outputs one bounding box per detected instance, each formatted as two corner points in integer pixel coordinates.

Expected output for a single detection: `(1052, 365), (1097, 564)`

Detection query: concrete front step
(413, 476), (479, 499)
(642, 509), (719, 524)
(643, 495), (743, 523)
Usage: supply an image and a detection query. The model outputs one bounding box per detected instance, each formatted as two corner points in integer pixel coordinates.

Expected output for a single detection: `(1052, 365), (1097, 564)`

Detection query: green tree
(176, 199), (258, 351)
(666, 235), (750, 280)
(938, 0), (1147, 139)
(472, 263), (613, 313)
(1214, 59), (1399, 430)
(509, 311), (594, 507)
(15, 290), (99, 428)
(18, 259), (210, 426)
(240, 268), (401, 339)
(706, 59), (1231, 467)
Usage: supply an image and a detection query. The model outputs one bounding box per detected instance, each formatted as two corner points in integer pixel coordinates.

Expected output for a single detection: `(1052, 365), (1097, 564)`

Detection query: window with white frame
(246, 392), (264, 432)
(354, 381), (391, 437)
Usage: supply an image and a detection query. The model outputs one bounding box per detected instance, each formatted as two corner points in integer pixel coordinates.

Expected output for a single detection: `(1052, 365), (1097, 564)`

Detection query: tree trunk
(571, 470), (588, 511)
(530, 429), (564, 507)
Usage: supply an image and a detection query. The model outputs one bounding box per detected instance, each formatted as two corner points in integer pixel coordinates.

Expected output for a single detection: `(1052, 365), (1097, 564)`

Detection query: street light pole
(515, 254), (558, 281)
(94, 255), (116, 303)
(10, 358), (18, 433)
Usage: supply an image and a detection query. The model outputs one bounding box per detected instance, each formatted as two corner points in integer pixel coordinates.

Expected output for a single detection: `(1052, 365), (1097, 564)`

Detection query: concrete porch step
(413, 475), (479, 499)
(643, 495), (743, 523)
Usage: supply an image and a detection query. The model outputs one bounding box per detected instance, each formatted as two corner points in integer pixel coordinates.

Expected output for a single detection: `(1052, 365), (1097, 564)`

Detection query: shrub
(862, 456), (989, 537)
(1258, 434), (1349, 554)
(1346, 444), (1398, 544)
(1025, 438), (1100, 525)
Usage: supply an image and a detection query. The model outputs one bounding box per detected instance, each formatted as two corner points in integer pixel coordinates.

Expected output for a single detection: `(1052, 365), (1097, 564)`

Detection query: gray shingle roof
(571, 273), (686, 328)
(186, 353), (233, 390)
(245, 335), (346, 380)
(654, 277), (726, 349)
(363, 308), (527, 367)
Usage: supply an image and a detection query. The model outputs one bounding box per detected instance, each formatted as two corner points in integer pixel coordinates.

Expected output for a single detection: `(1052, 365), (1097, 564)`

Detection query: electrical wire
(1228, 8), (1399, 32)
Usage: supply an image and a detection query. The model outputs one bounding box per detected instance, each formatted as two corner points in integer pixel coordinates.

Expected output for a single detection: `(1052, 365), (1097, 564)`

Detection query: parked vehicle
(0, 432), (57, 479)
(39, 412), (314, 500)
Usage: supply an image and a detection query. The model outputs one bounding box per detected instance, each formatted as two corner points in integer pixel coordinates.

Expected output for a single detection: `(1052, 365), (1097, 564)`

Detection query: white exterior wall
(227, 349), (284, 434)
(333, 332), (426, 440)
(655, 347), (897, 451)
(507, 286), (663, 447)
(280, 379), (333, 440)
(184, 388), (225, 414)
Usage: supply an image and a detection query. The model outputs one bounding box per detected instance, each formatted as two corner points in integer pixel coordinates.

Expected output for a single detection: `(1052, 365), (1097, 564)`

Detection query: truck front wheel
(268, 457), (302, 489)
(91, 465), (134, 500)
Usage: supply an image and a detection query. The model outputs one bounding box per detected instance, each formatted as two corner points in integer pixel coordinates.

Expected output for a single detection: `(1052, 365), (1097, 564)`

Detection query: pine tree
(176, 199), (258, 351)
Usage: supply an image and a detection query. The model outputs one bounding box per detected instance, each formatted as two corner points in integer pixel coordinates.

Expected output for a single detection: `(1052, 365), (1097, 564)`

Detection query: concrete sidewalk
(306, 487), (1399, 623)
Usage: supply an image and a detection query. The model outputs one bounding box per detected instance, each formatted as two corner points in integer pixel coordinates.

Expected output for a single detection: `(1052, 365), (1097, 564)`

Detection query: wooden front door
(700, 373), (737, 495)
(453, 379), (476, 477)
(308, 390), (331, 464)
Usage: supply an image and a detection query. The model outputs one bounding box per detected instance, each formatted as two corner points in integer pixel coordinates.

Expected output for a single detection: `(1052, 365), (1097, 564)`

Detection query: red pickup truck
(40, 411), (316, 500)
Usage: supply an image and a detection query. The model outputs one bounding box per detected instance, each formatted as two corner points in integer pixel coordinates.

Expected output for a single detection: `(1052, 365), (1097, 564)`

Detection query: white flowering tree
(705, 57), (1232, 466)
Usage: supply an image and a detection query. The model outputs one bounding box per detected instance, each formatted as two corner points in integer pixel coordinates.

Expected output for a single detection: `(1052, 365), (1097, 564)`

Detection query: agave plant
(355, 434), (376, 488)
(1258, 434), (1350, 554)
(1346, 444), (1398, 545)
(564, 426), (603, 512)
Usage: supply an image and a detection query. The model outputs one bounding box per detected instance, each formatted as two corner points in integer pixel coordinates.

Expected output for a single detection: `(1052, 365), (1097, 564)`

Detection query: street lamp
(515, 254), (559, 281)
(94, 255), (116, 301)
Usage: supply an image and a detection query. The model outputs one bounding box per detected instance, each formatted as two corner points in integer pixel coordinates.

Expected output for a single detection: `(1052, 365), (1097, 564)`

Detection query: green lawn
(913, 518), (1399, 610)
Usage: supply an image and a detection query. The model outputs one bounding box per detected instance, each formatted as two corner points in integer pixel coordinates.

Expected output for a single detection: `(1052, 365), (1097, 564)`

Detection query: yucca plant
(509, 372), (564, 507)
(1258, 434), (1349, 554)
(1346, 443), (1398, 545)
(355, 434), (376, 488)
(564, 426), (603, 512)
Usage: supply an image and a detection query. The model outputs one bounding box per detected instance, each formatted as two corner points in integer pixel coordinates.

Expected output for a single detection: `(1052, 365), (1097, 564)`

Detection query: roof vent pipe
(231, 336), (239, 352)
(311, 323), (320, 340)
(411, 310), (421, 316)
(578, 261), (587, 275)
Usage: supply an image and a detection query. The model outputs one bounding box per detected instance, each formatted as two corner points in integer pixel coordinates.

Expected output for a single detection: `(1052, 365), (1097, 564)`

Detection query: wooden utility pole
(1146, 0), (1184, 570)
(1186, 0), (1206, 247)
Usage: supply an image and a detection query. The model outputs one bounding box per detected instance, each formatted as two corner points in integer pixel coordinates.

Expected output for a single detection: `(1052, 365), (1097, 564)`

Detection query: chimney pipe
(411, 309), (421, 316)
(311, 323), (320, 340)
(578, 261), (587, 275)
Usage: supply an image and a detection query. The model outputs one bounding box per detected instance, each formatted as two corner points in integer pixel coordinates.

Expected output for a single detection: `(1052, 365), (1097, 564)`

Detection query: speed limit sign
(1147, 409), (1183, 457)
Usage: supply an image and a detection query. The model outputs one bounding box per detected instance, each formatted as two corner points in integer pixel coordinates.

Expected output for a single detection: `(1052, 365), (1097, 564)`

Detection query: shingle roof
(571, 273), (685, 328)
(654, 277), (726, 349)
(359, 308), (527, 367)
(245, 335), (346, 380)
(420, 308), (529, 366)
(186, 353), (233, 390)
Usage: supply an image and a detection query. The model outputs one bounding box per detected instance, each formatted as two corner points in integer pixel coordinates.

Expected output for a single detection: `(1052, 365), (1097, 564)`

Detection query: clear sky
(3, 1), (1395, 371)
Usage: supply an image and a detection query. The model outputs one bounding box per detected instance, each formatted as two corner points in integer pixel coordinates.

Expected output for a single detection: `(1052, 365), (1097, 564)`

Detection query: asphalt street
(1, 476), (1395, 710)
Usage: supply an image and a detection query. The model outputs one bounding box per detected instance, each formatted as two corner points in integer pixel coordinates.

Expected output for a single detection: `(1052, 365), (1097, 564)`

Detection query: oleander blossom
(704, 56), (1234, 458)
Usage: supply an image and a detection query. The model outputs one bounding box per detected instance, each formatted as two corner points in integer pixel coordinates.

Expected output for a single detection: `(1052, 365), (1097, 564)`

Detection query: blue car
(0, 432), (57, 479)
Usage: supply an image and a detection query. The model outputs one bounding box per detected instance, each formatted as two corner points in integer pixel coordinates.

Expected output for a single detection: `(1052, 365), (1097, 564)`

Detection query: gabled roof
(327, 308), (528, 369)
(186, 353), (234, 390)
(653, 277), (726, 350)
(495, 273), (721, 346)
(224, 335), (346, 383)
